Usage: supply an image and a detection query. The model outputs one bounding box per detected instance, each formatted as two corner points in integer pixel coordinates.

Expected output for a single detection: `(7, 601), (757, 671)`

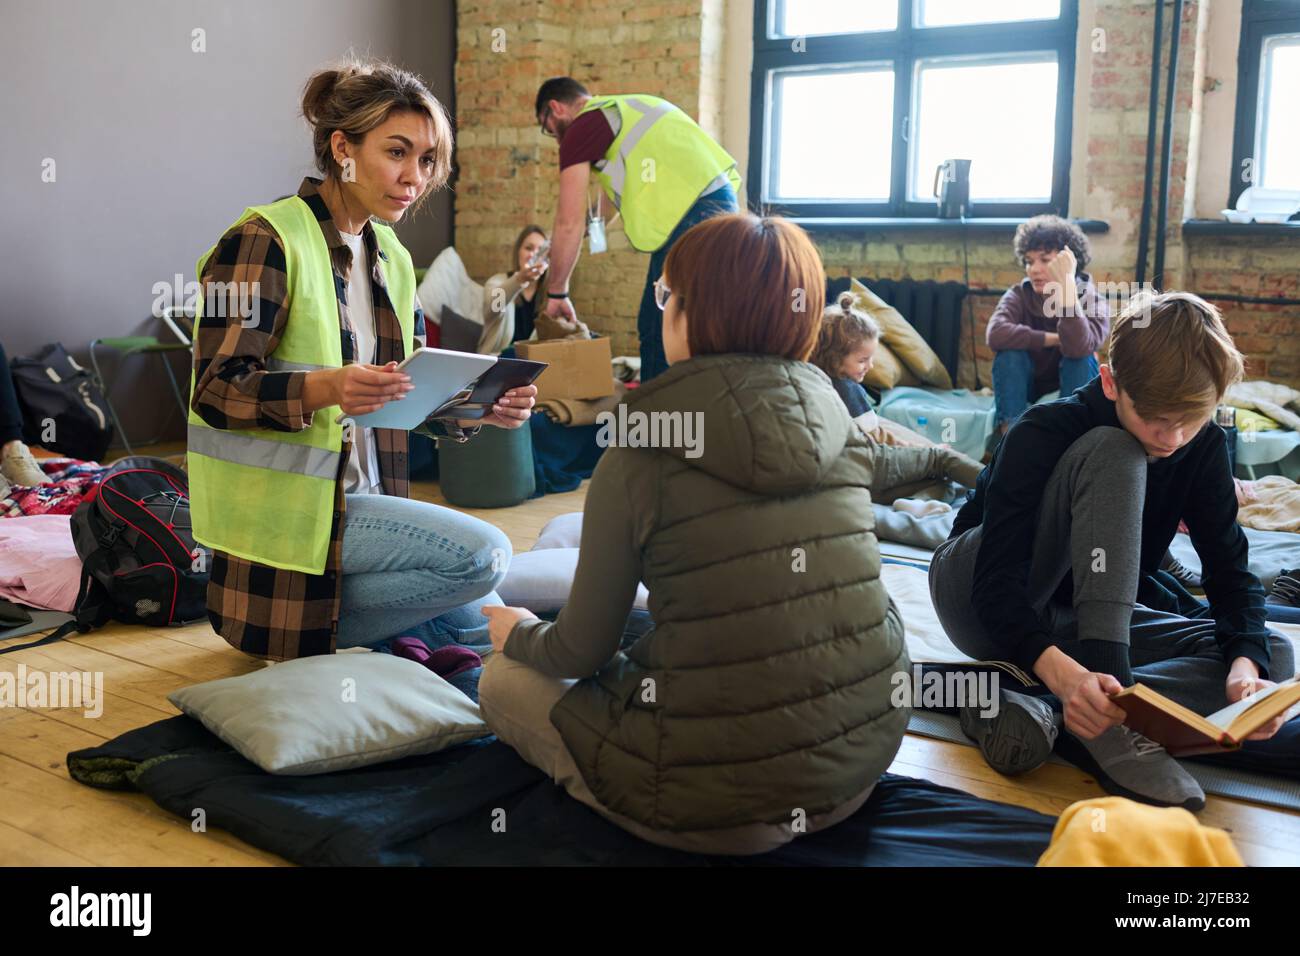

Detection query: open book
(346, 348), (546, 430)
(1112, 678), (1300, 756)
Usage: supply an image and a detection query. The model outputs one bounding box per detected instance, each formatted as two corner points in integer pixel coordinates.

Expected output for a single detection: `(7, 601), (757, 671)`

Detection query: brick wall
(454, 0), (711, 358)
(453, 0), (1300, 387)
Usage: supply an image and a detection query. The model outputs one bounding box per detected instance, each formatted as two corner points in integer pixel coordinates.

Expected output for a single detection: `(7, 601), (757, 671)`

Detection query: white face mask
(587, 214), (607, 255)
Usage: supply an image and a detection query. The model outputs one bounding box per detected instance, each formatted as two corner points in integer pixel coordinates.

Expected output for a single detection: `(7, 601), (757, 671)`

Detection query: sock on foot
(892, 498), (951, 517)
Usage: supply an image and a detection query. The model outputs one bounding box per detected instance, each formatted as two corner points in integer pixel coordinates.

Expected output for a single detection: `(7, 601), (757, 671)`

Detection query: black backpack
(10, 343), (114, 462)
(0, 457), (209, 654)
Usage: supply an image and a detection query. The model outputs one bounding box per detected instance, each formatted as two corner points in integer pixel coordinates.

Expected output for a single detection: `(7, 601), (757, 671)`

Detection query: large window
(749, 0), (1078, 219)
(1231, 0), (1300, 204)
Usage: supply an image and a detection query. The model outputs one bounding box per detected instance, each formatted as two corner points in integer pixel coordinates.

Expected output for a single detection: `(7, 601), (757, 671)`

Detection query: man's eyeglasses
(654, 276), (673, 311)
(539, 107), (555, 138)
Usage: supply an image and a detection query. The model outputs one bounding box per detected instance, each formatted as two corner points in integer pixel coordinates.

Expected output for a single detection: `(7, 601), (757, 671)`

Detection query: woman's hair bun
(837, 291), (856, 314)
(301, 62), (364, 125)
(300, 68), (340, 125)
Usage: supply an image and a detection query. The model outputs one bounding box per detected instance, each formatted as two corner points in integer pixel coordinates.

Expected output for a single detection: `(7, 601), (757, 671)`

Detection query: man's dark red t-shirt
(557, 107), (619, 170)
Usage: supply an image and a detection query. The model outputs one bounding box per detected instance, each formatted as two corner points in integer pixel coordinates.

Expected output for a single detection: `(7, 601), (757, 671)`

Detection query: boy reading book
(929, 290), (1297, 810)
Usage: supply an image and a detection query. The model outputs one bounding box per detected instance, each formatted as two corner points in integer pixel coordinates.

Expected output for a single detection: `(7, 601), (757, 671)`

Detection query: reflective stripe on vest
(265, 357), (332, 372)
(598, 97), (675, 208)
(186, 421), (340, 480)
(581, 94), (742, 252)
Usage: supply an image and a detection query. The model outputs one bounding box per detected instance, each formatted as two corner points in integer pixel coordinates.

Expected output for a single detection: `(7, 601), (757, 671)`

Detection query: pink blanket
(1, 457), (106, 518)
(0, 514), (81, 611)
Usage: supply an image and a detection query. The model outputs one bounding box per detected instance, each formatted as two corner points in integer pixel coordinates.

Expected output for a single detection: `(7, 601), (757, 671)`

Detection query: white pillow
(168, 653), (488, 775)
(532, 512), (585, 550)
(416, 247), (485, 333)
(499, 548), (649, 613)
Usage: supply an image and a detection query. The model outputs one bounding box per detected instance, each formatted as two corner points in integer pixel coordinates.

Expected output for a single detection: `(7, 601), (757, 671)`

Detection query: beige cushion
(168, 653), (489, 775)
(849, 278), (952, 389)
(863, 340), (907, 389)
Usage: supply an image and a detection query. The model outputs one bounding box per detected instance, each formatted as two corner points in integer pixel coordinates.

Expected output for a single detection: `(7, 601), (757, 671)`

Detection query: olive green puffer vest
(550, 353), (911, 832)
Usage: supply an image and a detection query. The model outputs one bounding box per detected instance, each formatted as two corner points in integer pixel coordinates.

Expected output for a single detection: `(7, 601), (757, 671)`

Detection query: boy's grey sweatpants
(928, 426), (1296, 719)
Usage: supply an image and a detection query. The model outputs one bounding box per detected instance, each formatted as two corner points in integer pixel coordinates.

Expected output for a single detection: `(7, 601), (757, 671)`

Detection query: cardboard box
(515, 335), (614, 402)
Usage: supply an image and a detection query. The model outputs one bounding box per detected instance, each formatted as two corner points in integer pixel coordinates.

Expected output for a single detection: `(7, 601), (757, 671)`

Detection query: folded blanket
(1226, 380), (1300, 432)
(1236, 475), (1300, 533)
(536, 381), (627, 426)
(0, 514), (81, 611)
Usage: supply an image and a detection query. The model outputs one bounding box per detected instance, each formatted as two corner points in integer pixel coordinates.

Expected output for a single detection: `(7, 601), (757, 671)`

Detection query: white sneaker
(0, 441), (46, 487)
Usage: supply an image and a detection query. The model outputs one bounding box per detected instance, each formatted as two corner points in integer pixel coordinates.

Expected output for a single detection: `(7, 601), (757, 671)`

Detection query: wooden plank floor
(4, 452), (1298, 866)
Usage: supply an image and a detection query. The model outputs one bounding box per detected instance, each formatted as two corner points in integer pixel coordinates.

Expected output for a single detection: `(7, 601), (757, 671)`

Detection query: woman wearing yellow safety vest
(188, 60), (534, 662)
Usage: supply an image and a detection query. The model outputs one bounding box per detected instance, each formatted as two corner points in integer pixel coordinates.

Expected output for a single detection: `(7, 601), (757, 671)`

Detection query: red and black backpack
(0, 457), (210, 654)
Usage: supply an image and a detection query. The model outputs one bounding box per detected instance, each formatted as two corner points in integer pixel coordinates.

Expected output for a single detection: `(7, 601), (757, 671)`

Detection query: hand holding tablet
(340, 348), (546, 431)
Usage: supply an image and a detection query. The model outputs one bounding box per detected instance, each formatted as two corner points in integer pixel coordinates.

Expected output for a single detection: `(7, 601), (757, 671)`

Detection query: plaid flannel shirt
(191, 177), (469, 660)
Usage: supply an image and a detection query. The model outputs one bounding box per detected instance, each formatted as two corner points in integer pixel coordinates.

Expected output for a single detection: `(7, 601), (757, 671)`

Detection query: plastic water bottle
(916, 416), (929, 442)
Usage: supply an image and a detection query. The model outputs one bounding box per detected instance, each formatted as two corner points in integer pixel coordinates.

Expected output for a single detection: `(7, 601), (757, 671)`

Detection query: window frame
(748, 0), (1079, 220)
(1230, 0), (1300, 205)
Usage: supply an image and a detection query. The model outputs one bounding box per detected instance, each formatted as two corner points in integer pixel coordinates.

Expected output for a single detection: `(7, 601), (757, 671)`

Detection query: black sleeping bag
(67, 713), (1056, 867)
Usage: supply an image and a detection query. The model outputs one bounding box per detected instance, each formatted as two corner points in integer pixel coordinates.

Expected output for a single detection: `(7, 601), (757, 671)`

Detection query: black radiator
(825, 277), (969, 386)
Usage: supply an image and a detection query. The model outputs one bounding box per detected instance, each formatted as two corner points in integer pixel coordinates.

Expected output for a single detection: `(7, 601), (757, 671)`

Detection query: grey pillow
(440, 304), (485, 353)
(168, 652), (488, 775)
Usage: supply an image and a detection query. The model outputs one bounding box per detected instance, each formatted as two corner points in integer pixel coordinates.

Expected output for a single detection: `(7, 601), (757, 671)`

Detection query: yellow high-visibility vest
(580, 94), (742, 252)
(186, 196), (414, 574)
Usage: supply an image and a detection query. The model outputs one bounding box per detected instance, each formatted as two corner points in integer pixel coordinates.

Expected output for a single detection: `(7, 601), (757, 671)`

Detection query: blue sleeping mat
(67, 714), (1056, 867)
(877, 386), (998, 461)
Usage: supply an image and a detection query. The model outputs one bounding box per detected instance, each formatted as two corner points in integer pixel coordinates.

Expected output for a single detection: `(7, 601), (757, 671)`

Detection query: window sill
(789, 217), (1109, 234)
(1182, 218), (1300, 237)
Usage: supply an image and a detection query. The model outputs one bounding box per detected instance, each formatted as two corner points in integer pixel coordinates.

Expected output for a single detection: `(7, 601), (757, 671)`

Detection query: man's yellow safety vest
(579, 94), (742, 253)
(186, 196), (415, 574)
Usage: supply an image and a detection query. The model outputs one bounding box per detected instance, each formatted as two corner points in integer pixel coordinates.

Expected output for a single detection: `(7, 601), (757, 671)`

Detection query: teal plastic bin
(436, 422), (536, 508)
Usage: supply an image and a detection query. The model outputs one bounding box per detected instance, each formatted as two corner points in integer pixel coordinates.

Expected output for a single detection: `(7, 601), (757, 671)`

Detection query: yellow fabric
(1037, 797), (1244, 867)
(1229, 406), (1281, 432)
(187, 198), (414, 574)
(849, 278), (952, 389)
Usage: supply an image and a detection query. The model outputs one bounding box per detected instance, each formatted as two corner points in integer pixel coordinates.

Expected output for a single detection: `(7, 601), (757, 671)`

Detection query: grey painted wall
(0, 0), (455, 447)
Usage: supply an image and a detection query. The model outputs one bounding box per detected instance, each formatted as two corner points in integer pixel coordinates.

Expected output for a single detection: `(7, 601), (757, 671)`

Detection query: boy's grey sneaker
(1266, 570), (1299, 608)
(1159, 550), (1203, 590)
(959, 688), (1061, 776)
(1067, 725), (1205, 811)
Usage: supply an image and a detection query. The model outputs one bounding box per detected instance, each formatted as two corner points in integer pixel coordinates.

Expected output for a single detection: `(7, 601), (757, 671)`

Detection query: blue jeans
(636, 183), (739, 383)
(992, 348), (1099, 427)
(335, 494), (510, 651)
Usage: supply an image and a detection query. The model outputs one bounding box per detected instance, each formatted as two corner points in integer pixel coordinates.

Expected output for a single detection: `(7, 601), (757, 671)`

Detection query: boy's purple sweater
(986, 275), (1111, 393)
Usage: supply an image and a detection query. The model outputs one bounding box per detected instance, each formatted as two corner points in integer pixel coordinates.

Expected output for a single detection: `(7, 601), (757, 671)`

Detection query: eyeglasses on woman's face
(654, 275), (675, 311)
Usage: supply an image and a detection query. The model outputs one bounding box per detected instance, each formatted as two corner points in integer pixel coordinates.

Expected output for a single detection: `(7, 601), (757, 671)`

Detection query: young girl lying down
(479, 213), (909, 856)
(811, 292), (984, 505)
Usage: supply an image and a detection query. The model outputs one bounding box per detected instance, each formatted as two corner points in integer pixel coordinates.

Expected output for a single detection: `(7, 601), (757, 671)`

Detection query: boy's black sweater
(950, 377), (1273, 677)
